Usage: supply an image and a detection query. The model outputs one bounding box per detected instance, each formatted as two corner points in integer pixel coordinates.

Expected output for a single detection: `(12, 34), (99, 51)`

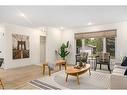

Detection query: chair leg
(66, 74), (68, 82)
(108, 65), (111, 73)
(94, 63), (97, 71)
(89, 68), (91, 76)
(100, 64), (102, 70)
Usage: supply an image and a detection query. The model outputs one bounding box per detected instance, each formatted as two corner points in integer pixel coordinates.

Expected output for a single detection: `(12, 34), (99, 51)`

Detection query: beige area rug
(29, 70), (111, 90)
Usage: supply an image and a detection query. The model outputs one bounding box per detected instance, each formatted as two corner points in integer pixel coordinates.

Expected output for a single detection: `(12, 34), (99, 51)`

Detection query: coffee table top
(65, 64), (90, 74)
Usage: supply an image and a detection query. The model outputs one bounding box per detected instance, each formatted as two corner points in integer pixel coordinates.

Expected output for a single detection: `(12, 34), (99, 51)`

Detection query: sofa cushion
(121, 57), (127, 66)
(114, 65), (127, 69)
(124, 69), (127, 75)
(112, 68), (126, 76)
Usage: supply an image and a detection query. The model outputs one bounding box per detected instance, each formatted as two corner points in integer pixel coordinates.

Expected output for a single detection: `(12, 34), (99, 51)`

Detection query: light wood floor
(0, 65), (61, 89)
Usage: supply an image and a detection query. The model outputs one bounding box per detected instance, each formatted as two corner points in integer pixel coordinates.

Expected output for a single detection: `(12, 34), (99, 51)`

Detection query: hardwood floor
(0, 63), (69, 89)
(0, 65), (55, 89)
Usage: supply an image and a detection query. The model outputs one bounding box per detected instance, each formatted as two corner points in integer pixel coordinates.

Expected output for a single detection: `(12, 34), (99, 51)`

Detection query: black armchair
(95, 53), (111, 73)
(75, 52), (88, 65)
(0, 58), (4, 67)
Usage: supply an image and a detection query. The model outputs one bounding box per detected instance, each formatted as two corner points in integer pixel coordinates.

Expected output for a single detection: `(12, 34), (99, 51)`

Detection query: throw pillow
(121, 56), (127, 66)
(122, 56), (127, 62)
(124, 69), (127, 75)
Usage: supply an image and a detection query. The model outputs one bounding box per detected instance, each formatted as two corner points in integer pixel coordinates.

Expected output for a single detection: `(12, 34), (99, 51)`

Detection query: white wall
(0, 23), (62, 69)
(2, 21), (127, 68)
(2, 24), (46, 69)
(46, 27), (62, 65)
(40, 36), (46, 64)
(62, 21), (127, 64)
(62, 29), (76, 65)
(0, 24), (5, 59)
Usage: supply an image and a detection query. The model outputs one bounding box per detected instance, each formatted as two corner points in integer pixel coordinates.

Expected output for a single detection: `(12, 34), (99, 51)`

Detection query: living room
(0, 3), (127, 93)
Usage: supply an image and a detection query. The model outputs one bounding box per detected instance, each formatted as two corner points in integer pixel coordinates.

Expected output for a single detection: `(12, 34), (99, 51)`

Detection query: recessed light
(39, 27), (45, 32)
(60, 26), (64, 30)
(19, 12), (26, 18)
(87, 22), (93, 25)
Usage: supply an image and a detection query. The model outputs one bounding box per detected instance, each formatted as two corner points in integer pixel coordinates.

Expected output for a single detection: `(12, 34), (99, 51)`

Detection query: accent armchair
(95, 52), (111, 73)
(75, 52), (88, 64)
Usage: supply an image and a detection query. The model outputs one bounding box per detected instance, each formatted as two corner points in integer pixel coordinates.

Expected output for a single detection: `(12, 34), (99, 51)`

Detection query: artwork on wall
(12, 34), (30, 59)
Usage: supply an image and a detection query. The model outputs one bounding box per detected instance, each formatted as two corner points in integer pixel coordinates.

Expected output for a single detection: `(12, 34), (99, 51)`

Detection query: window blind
(75, 29), (117, 39)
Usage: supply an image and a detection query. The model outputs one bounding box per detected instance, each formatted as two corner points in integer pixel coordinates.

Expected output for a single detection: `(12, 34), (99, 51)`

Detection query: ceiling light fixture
(15, 7), (33, 25)
(42, 27), (45, 32)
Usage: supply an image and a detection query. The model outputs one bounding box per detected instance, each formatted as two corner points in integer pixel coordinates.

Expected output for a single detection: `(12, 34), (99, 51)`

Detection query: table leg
(65, 62), (67, 70)
(43, 65), (45, 75)
(59, 64), (61, 70)
(77, 73), (80, 85)
(0, 79), (4, 89)
(48, 67), (51, 76)
(66, 74), (68, 82)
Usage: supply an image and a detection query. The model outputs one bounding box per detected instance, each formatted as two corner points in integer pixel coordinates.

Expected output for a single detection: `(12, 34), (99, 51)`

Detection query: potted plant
(56, 41), (70, 60)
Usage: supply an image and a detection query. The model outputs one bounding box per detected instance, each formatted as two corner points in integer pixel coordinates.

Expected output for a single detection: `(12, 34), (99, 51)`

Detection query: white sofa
(110, 63), (127, 89)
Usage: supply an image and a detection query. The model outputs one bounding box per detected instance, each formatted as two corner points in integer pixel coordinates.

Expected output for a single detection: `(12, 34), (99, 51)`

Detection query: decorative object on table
(56, 41), (70, 60)
(79, 61), (83, 67)
(12, 34), (29, 59)
(74, 61), (86, 69)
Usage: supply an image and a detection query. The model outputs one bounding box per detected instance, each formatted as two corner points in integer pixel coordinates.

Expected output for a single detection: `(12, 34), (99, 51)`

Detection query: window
(75, 30), (116, 59)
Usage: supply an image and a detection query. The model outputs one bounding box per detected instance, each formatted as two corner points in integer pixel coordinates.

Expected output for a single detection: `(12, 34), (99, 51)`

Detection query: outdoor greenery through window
(84, 38), (103, 54)
(106, 37), (115, 58)
(76, 37), (115, 58)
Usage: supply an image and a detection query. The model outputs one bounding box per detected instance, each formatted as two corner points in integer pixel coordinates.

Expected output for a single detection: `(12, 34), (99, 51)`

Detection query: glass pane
(76, 38), (103, 56)
(76, 39), (82, 54)
(106, 37), (115, 59)
(84, 38), (103, 56)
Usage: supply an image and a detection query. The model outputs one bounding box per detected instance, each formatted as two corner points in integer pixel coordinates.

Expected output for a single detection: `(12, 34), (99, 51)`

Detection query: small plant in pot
(56, 41), (70, 60)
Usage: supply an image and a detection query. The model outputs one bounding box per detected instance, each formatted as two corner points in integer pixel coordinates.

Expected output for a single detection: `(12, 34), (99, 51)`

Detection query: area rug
(29, 70), (111, 89)
(29, 80), (61, 90)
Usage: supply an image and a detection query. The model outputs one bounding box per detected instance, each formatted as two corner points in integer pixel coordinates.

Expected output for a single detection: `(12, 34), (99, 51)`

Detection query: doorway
(40, 36), (46, 64)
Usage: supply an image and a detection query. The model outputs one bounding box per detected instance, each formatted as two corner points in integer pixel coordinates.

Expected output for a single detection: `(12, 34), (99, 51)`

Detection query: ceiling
(0, 6), (127, 28)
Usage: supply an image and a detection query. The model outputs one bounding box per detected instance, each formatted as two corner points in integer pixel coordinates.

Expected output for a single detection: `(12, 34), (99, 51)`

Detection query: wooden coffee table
(65, 64), (91, 85)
